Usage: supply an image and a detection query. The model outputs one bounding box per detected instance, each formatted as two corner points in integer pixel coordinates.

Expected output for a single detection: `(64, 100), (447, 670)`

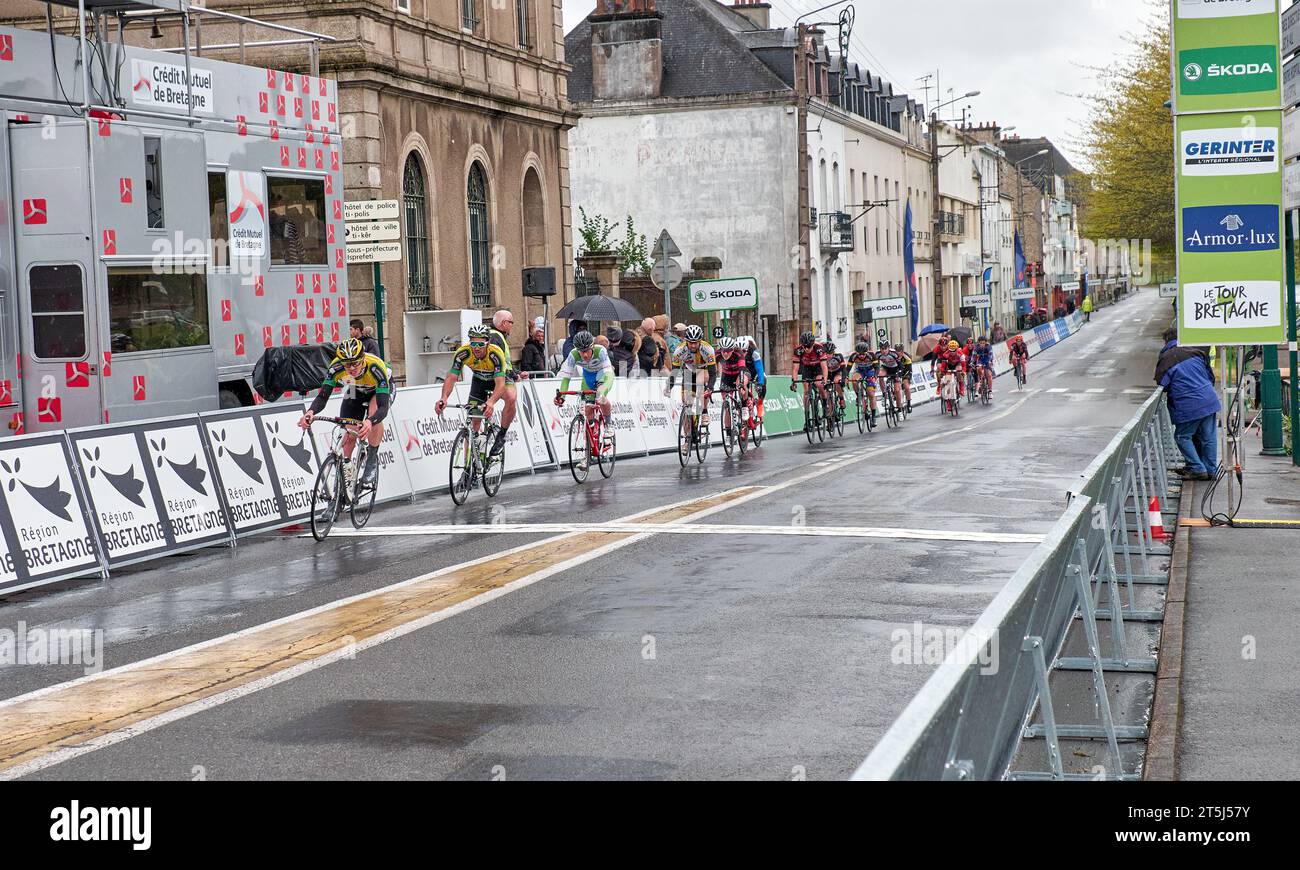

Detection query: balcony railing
(819, 211), (854, 253)
(938, 211), (965, 239)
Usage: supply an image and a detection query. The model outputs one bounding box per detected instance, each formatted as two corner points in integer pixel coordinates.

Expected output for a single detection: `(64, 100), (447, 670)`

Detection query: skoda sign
(687, 277), (758, 313)
(1179, 45), (1278, 96)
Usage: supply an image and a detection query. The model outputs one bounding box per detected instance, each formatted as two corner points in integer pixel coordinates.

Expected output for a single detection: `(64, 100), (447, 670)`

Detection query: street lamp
(929, 89), (980, 325)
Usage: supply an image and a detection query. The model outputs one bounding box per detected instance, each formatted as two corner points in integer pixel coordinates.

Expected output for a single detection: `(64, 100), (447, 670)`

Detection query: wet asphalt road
(1, 291), (1172, 780)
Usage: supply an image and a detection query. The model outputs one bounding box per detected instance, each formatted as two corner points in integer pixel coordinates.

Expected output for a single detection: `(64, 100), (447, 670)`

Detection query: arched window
(403, 154), (431, 309)
(467, 162), (492, 308)
(522, 167), (546, 266)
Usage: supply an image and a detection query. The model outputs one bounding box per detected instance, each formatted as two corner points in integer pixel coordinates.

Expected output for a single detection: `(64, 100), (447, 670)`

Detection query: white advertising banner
(226, 170), (267, 258)
(251, 405), (320, 522)
(636, 381), (679, 454)
(131, 58), (214, 114)
(203, 414), (285, 533)
(141, 422), (230, 546)
(312, 395), (413, 504)
(607, 381), (650, 457)
(515, 380), (556, 467)
(0, 434), (101, 589)
(70, 429), (169, 565)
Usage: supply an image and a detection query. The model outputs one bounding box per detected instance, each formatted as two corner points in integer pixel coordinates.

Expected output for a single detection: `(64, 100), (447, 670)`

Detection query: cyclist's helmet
(855, 341), (870, 355)
(683, 325), (704, 342)
(948, 340), (960, 350)
(572, 330), (594, 351)
(336, 338), (366, 364)
(800, 331), (815, 346)
(467, 324), (492, 341)
(824, 341), (836, 354)
(718, 336), (737, 351)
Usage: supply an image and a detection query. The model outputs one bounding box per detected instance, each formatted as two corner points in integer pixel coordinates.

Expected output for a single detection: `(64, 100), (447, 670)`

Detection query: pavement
(1175, 426), (1300, 780)
(0, 290), (1173, 780)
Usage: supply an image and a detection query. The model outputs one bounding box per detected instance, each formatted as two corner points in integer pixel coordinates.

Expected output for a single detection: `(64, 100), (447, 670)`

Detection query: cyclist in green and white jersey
(554, 331), (616, 420)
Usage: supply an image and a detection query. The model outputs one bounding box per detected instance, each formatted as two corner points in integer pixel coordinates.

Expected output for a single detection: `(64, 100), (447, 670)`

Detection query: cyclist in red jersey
(790, 330), (829, 425)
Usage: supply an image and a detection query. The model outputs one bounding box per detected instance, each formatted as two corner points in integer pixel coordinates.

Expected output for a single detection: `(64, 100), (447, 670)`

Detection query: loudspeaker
(522, 267), (556, 298)
(959, 306), (976, 319)
(854, 307), (874, 325)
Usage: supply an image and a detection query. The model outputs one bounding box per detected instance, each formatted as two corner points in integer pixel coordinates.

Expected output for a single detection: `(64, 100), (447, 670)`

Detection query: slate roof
(565, 0), (792, 103)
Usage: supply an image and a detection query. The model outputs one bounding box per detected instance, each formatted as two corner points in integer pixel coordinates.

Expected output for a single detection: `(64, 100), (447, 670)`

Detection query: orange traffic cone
(1147, 496), (1166, 541)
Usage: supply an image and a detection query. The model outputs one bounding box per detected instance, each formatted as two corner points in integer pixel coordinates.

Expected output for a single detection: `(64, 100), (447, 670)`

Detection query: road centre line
(0, 389), (1038, 778)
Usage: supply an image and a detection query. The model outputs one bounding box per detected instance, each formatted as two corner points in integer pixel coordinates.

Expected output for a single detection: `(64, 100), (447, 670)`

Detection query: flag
(1014, 230), (1030, 316)
(904, 199), (918, 341)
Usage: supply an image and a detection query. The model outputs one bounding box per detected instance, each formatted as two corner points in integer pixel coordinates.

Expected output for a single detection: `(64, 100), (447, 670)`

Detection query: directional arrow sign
(345, 220), (400, 242)
(651, 228), (681, 260)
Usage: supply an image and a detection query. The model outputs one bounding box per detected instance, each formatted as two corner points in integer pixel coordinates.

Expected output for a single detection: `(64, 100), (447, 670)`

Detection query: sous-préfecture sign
(1173, 0), (1286, 346)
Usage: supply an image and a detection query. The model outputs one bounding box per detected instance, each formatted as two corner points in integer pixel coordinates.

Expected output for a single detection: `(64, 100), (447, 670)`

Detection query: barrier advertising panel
(0, 433), (103, 592)
(139, 420), (232, 547)
(202, 405), (321, 535)
(69, 427), (171, 567)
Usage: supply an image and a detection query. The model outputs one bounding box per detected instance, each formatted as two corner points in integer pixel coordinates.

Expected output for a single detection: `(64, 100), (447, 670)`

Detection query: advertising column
(1173, 0), (1287, 346)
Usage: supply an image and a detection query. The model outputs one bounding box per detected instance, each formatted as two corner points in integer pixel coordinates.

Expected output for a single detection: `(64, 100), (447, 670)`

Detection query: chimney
(732, 0), (771, 29)
(590, 0), (664, 100)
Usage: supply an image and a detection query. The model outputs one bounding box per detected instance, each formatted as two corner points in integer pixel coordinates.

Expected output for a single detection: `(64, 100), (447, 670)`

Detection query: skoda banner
(688, 277), (759, 313)
(1173, 0), (1286, 346)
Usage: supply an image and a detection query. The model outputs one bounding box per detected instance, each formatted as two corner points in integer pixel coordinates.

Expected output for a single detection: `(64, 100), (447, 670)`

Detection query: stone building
(0, 0), (578, 375)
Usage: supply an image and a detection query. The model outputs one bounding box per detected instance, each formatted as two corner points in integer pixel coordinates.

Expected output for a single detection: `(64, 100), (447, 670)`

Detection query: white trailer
(0, 0), (347, 434)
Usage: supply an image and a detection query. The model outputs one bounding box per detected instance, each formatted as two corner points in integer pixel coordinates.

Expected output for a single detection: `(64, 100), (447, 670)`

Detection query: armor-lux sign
(130, 59), (214, 114)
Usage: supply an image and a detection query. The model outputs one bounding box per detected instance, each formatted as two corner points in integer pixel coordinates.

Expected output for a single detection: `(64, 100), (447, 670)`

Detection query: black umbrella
(554, 294), (643, 323)
(948, 326), (973, 346)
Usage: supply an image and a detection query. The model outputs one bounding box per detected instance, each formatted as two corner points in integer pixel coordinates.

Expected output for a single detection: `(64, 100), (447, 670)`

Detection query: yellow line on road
(0, 486), (760, 778)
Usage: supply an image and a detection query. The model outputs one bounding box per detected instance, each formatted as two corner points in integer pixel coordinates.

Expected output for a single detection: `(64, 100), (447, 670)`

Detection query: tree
(1078, 7), (1174, 275)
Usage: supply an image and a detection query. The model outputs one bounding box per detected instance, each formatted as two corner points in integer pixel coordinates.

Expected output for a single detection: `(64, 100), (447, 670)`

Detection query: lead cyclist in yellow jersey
(299, 338), (394, 487)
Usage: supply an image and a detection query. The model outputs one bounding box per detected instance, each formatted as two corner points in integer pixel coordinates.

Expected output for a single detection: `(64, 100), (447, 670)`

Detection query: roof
(566, 0), (791, 103)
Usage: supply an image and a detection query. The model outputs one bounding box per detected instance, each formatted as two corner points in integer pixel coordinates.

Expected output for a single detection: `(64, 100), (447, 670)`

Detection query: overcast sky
(562, 0), (1159, 171)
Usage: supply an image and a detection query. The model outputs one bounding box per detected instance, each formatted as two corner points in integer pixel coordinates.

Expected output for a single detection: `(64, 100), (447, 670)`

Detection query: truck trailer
(0, 0), (347, 434)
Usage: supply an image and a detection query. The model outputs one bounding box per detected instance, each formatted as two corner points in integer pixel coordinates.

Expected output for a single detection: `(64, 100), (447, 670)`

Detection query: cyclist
(877, 341), (907, 416)
(790, 330), (829, 429)
(896, 345), (915, 412)
(554, 330), (614, 470)
(823, 341), (847, 420)
(434, 324), (511, 455)
(938, 339), (967, 401)
(737, 334), (767, 428)
(665, 324), (718, 439)
(846, 339), (878, 425)
(972, 336), (994, 398)
(963, 337), (979, 398)
(299, 338), (393, 488)
(716, 336), (756, 429)
(1009, 333), (1030, 385)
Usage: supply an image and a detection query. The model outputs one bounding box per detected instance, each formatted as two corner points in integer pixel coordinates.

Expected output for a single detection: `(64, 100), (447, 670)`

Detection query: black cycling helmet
(335, 338), (365, 364)
(855, 341), (870, 354)
(824, 341), (836, 354)
(572, 330), (594, 351)
(800, 331), (814, 346)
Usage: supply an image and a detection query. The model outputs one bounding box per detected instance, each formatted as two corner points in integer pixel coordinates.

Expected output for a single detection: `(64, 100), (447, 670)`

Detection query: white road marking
(1047, 388), (1069, 393)
(0, 390), (1042, 778)
(1049, 370), (1067, 378)
(314, 523), (1044, 545)
(1086, 388), (1106, 394)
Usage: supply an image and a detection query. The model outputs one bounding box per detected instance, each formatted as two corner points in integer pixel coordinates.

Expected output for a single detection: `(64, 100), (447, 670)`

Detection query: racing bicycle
(308, 415), (379, 541)
(444, 403), (505, 505)
(559, 389), (616, 483)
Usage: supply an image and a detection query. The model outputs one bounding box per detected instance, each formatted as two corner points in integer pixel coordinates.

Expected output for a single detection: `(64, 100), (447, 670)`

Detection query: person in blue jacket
(1154, 328), (1220, 480)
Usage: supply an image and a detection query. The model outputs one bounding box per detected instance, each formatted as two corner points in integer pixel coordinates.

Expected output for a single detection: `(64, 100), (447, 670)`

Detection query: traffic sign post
(345, 199), (403, 359)
(651, 229), (683, 324)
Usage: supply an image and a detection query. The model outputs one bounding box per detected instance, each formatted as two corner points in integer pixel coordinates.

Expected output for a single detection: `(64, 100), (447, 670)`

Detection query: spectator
(522, 325), (547, 374)
(594, 334), (610, 350)
(350, 319), (380, 356)
(637, 317), (664, 375)
(1065, 296), (1076, 315)
(562, 319), (588, 359)
(667, 322), (687, 357)
(651, 316), (671, 372)
(990, 322), (1007, 344)
(1155, 327), (1220, 481)
(1082, 294), (1093, 322)
(608, 327), (635, 375)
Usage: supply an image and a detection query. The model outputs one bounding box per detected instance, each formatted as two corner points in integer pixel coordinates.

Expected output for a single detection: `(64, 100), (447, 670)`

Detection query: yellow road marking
(0, 486), (761, 777)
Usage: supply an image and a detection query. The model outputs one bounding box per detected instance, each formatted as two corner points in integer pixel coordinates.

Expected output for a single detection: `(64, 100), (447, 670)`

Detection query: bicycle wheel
(309, 454), (344, 541)
(804, 390), (816, 444)
(678, 412), (693, 468)
(721, 398), (736, 457)
(349, 447), (378, 529)
(569, 413), (590, 483)
(822, 393), (835, 440)
(981, 376), (992, 406)
(695, 411), (711, 462)
(815, 395), (826, 442)
(597, 413), (617, 478)
(448, 428), (473, 505)
(883, 388), (896, 430)
(855, 385), (866, 434)
(482, 429), (505, 497)
(751, 399), (766, 448)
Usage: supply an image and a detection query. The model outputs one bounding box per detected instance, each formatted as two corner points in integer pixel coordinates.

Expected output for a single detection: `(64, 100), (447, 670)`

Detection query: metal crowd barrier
(853, 389), (1182, 781)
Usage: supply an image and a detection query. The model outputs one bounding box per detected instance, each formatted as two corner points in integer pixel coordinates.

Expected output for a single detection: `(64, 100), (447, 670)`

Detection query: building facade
(0, 0), (578, 375)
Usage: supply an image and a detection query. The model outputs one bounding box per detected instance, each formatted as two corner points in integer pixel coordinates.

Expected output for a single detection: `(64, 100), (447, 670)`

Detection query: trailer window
(268, 176), (326, 266)
(29, 264), (86, 359)
(107, 269), (209, 353)
(144, 137), (164, 229)
(208, 171), (229, 269)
